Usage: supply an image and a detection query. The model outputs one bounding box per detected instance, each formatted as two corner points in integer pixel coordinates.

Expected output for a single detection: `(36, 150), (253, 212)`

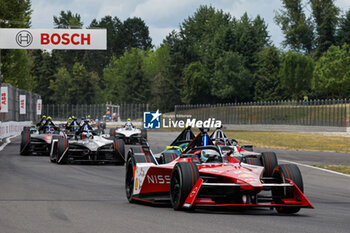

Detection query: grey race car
(49, 131), (125, 165)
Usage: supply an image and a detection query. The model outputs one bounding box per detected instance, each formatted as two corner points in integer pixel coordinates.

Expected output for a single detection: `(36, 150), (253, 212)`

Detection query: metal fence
(175, 99), (350, 127)
(0, 83), (41, 122)
(42, 103), (149, 122)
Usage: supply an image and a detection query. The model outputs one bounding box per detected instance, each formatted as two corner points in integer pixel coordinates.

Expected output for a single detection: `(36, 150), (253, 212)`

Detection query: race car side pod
(182, 178), (314, 209)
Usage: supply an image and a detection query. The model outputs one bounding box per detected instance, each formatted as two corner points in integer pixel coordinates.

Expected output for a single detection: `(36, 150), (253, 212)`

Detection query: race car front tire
(125, 155), (136, 203)
(56, 136), (68, 164)
(272, 164), (304, 214)
(170, 162), (199, 210)
(20, 128), (31, 155)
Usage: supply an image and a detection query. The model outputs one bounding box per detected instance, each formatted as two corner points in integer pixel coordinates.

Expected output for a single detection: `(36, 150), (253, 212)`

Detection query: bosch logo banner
(143, 110), (161, 129)
(0, 28), (106, 50)
(16, 30), (33, 47)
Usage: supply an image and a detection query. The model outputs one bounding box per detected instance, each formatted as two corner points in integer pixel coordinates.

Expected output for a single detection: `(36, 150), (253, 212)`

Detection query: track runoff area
(0, 129), (350, 233)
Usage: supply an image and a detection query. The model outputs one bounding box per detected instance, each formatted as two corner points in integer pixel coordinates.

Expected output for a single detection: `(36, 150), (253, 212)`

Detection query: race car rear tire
(170, 162), (199, 210)
(56, 136), (68, 164)
(20, 128), (31, 155)
(141, 129), (147, 140)
(114, 138), (125, 165)
(272, 164), (303, 214)
(162, 152), (178, 164)
(110, 128), (116, 138)
(127, 146), (142, 161)
(244, 157), (262, 166)
(261, 152), (278, 177)
(125, 155), (136, 203)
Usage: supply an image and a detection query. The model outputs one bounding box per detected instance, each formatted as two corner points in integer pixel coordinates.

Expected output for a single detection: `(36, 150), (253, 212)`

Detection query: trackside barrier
(0, 121), (32, 139)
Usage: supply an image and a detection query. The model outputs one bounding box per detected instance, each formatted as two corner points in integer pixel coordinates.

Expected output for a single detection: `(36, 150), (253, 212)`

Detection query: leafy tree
(279, 51), (314, 100)
(69, 62), (101, 104)
(2, 50), (34, 90)
(53, 10), (82, 29)
(83, 16), (122, 75)
(313, 44), (350, 98)
(211, 51), (252, 102)
(0, 0), (32, 28)
(0, 0), (32, 89)
(274, 0), (314, 54)
(49, 67), (72, 104)
(254, 46), (284, 101)
(30, 51), (57, 103)
(310, 0), (339, 58)
(143, 45), (175, 111)
(52, 10), (84, 72)
(103, 48), (150, 103)
(118, 17), (152, 51)
(336, 10), (350, 46)
(181, 61), (210, 104)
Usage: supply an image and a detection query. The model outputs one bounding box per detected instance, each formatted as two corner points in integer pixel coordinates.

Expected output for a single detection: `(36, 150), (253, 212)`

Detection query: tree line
(0, 0), (350, 112)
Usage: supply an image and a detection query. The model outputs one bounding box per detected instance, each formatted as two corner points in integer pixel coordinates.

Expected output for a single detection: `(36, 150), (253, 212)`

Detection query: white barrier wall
(0, 121), (32, 139)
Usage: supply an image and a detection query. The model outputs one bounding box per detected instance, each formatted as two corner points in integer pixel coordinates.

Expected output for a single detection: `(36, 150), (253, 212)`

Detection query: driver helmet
(45, 125), (54, 134)
(200, 149), (219, 163)
(81, 132), (88, 140)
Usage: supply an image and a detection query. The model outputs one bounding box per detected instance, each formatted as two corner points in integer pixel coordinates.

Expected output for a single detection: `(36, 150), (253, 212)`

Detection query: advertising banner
(0, 86), (8, 113)
(0, 28), (106, 50)
(19, 95), (26, 114)
(36, 99), (42, 115)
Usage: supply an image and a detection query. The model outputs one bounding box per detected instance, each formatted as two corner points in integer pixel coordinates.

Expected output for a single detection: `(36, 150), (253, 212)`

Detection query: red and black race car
(125, 129), (313, 214)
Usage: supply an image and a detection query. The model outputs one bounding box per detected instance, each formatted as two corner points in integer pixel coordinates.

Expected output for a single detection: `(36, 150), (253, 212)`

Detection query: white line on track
(0, 135), (19, 152)
(280, 159), (350, 178)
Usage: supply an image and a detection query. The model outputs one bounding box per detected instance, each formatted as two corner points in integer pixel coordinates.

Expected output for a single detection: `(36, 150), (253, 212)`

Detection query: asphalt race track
(1, 132), (350, 233)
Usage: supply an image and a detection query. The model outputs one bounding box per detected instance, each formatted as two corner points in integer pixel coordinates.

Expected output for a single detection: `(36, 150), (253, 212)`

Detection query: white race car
(110, 122), (147, 145)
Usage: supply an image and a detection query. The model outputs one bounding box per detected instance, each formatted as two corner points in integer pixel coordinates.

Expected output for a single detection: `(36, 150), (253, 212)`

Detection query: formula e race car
(20, 125), (63, 156)
(125, 129), (313, 214)
(110, 121), (147, 144)
(49, 130), (125, 165)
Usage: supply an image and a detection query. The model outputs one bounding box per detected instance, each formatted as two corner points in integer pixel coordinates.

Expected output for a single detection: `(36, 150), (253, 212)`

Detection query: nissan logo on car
(15, 30), (33, 47)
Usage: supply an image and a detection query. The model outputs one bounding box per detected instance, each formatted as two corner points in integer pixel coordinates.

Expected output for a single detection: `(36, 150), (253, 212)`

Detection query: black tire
(170, 162), (199, 210)
(114, 138), (125, 165)
(56, 136), (68, 164)
(272, 164), (304, 214)
(20, 129), (31, 155)
(141, 129), (147, 140)
(162, 152), (178, 164)
(125, 155), (136, 203)
(261, 152), (278, 177)
(110, 128), (116, 138)
(127, 146), (142, 161)
(244, 157), (262, 166)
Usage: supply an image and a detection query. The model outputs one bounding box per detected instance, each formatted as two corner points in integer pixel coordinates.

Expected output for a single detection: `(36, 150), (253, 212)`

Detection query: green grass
(314, 165), (350, 174)
(224, 131), (350, 153)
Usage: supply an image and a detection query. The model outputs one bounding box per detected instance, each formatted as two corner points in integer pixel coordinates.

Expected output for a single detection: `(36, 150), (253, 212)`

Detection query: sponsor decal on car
(146, 175), (171, 184)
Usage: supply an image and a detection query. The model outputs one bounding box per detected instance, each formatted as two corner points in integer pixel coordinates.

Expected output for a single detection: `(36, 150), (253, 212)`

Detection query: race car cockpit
(181, 128), (228, 164)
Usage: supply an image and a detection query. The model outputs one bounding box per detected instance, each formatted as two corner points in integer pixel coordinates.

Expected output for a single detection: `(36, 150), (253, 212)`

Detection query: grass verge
(314, 165), (350, 174)
(224, 131), (350, 153)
